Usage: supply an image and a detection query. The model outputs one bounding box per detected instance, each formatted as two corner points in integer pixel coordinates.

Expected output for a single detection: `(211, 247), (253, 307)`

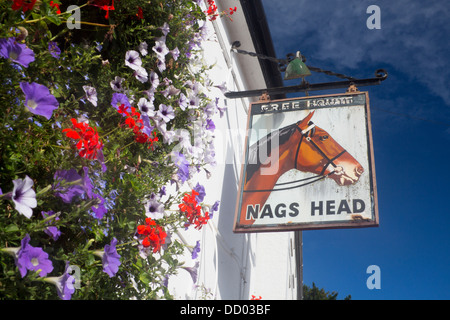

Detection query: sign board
(233, 92), (378, 233)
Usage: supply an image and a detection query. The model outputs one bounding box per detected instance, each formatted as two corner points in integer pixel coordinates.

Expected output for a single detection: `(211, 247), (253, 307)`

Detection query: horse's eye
(319, 135), (329, 141)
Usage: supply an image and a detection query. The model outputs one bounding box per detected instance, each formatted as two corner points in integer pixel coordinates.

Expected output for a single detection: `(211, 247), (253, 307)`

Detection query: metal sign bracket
(225, 41), (387, 99)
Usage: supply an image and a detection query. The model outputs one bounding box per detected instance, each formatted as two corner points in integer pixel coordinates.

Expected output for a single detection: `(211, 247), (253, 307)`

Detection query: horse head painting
(239, 111), (364, 226)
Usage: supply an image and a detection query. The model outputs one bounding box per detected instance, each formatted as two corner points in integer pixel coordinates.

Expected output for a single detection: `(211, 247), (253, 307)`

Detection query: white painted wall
(166, 1), (299, 300)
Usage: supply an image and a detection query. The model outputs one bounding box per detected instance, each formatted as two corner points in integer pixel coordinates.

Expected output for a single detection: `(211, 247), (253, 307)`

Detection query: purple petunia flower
(111, 92), (131, 111)
(0, 234), (28, 277)
(48, 41), (61, 59)
(43, 262), (76, 300)
(82, 85), (97, 106)
(101, 238), (121, 278)
(81, 167), (94, 199)
(172, 152), (190, 183)
(216, 98), (226, 118)
(125, 50), (142, 70)
(156, 104), (175, 123)
(204, 102), (215, 118)
(157, 122), (176, 144)
(11, 175), (37, 219)
(170, 47), (180, 61)
(137, 97), (155, 118)
(133, 66), (148, 83)
(0, 37), (35, 67)
(152, 39), (169, 60)
(214, 82), (227, 93)
(193, 182), (206, 203)
(149, 71), (159, 89)
(19, 82), (59, 120)
(159, 186), (166, 197)
(210, 200), (220, 219)
(161, 85), (181, 99)
(157, 59), (166, 73)
(138, 41), (148, 56)
(96, 148), (107, 173)
(21, 246), (54, 277)
(181, 261), (199, 283)
(160, 22), (170, 36)
(187, 93), (200, 109)
(41, 211), (61, 241)
(177, 93), (188, 111)
(16, 234), (54, 278)
(192, 240), (201, 260)
(91, 193), (107, 219)
(15, 234), (32, 277)
(205, 119), (215, 131)
(146, 198), (164, 219)
(162, 274), (169, 288)
(110, 76), (124, 92)
(53, 169), (84, 203)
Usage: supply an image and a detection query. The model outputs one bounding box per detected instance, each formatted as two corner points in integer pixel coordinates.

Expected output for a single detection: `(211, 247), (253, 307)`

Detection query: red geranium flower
(49, 1), (61, 14)
(178, 190), (210, 230)
(136, 6), (143, 20)
(116, 104), (158, 149)
(90, 0), (116, 19)
(62, 118), (104, 160)
(11, 0), (37, 12)
(137, 218), (167, 253)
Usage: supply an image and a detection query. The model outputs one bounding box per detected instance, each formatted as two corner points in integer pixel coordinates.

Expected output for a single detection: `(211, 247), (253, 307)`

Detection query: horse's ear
(297, 111), (315, 129)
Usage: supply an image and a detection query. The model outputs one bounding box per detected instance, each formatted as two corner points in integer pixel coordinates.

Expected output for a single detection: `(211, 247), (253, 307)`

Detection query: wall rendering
(167, 0), (299, 300)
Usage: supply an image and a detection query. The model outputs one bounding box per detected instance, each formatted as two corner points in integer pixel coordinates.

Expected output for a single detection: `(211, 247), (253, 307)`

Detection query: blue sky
(261, 0), (450, 299)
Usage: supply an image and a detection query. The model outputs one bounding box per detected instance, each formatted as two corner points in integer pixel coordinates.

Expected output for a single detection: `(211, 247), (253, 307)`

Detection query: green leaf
(139, 272), (151, 285)
(86, 254), (96, 266)
(127, 221), (136, 231)
(46, 14), (62, 26)
(4, 224), (19, 233)
(39, 1), (62, 26)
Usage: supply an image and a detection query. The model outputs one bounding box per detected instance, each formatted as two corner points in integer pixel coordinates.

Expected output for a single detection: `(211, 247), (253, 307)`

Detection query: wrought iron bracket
(225, 41), (388, 99)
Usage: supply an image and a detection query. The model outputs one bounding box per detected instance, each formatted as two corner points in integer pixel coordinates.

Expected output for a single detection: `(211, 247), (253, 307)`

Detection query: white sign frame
(233, 92), (379, 233)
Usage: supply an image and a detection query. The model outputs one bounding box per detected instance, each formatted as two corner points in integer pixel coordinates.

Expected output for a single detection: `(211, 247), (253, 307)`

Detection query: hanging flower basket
(0, 0), (233, 299)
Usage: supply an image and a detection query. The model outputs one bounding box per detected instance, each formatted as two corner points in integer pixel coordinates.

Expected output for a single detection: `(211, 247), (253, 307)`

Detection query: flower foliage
(0, 0), (228, 299)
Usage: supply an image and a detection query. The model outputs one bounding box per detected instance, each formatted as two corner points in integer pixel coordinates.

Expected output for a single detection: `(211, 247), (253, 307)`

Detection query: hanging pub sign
(233, 92), (379, 233)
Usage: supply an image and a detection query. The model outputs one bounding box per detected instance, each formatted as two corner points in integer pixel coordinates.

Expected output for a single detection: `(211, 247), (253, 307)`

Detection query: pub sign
(233, 92), (379, 233)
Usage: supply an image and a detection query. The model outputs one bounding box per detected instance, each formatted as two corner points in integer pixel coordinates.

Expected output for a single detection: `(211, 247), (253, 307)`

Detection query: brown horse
(238, 111), (364, 226)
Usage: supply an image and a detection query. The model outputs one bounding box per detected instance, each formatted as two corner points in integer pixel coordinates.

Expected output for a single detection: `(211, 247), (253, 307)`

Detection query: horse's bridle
(243, 122), (348, 193)
(294, 122), (347, 176)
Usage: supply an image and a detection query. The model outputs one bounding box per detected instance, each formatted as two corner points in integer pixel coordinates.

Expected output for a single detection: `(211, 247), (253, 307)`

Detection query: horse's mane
(245, 123), (298, 183)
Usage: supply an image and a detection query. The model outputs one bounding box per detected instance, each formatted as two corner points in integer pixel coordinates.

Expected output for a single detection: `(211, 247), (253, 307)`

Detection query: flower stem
(115, 240), (138, 249)
(175, 230), (192, 253)
(59, 21), (113, 28)
(23, 16), (47, 24)
(52, 145), (71, 150)
(102, 126), (121, 138)
(36, 184), (53, 198)
(84, 239), (95, 250)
